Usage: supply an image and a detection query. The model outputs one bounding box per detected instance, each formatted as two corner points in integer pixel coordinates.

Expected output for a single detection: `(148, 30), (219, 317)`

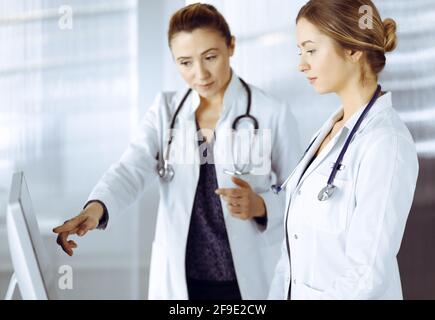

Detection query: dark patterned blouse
(185, 123), (238, 281)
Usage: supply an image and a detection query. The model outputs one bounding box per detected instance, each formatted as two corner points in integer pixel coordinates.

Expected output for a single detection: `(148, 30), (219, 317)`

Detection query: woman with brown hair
(52, 3), (301, 299)
(269, 0), (418, 299)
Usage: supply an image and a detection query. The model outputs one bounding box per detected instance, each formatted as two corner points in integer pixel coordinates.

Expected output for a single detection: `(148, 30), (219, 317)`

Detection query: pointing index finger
(52, 216), (83, 234)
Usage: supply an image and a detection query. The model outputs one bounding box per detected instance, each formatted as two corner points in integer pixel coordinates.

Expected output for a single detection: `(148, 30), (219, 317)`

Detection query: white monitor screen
(7, 172), (55, 299)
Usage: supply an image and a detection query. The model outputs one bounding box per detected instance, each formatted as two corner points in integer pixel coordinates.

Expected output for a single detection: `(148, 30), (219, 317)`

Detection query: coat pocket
(297, 283), (324, 300)
(296, 171), (351, 234)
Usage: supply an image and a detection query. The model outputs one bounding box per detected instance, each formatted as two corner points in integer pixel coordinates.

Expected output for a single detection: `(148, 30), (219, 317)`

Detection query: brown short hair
(168, 3), (232, 47)
(296, 0), (398, 79)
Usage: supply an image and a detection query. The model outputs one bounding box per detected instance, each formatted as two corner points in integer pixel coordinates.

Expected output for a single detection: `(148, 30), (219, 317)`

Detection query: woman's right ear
(345, 49), (363, 64)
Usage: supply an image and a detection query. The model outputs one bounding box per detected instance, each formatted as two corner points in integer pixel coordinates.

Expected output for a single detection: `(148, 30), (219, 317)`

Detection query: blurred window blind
(377, 0), (435, 158)
(0, 0), (138, 219)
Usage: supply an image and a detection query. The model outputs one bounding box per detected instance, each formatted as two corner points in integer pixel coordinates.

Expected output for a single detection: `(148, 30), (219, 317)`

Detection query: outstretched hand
(52, 202), (104, 256)
(215, 176), (266, 220)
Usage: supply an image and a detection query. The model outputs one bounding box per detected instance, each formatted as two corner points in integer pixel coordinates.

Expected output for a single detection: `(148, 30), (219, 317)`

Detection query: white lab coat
(268, 92), (419, 300)
(87, 73), (301, 299)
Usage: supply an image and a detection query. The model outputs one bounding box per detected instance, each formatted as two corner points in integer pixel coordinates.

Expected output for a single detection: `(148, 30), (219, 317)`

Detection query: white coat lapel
(294, 109), (345, 188)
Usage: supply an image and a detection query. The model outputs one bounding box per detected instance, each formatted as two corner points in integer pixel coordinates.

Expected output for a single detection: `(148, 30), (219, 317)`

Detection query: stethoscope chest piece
(318, 184), (336, 201)
(158, 162), (175, 182)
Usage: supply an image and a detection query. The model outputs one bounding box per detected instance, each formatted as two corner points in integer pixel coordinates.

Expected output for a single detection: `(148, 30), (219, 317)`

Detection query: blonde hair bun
(383, 18), (398, 52)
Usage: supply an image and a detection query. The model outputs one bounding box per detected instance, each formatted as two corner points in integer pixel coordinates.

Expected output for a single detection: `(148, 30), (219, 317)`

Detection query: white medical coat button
(294, 234), (298, 240)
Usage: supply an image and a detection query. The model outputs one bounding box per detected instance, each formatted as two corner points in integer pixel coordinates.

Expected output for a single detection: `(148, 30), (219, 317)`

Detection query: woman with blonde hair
(269, 0), (418, 299)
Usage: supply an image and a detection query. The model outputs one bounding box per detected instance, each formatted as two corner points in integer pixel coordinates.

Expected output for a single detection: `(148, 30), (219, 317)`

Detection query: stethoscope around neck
(271, 85), (382, 201)
(157, 77), (259, 182)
